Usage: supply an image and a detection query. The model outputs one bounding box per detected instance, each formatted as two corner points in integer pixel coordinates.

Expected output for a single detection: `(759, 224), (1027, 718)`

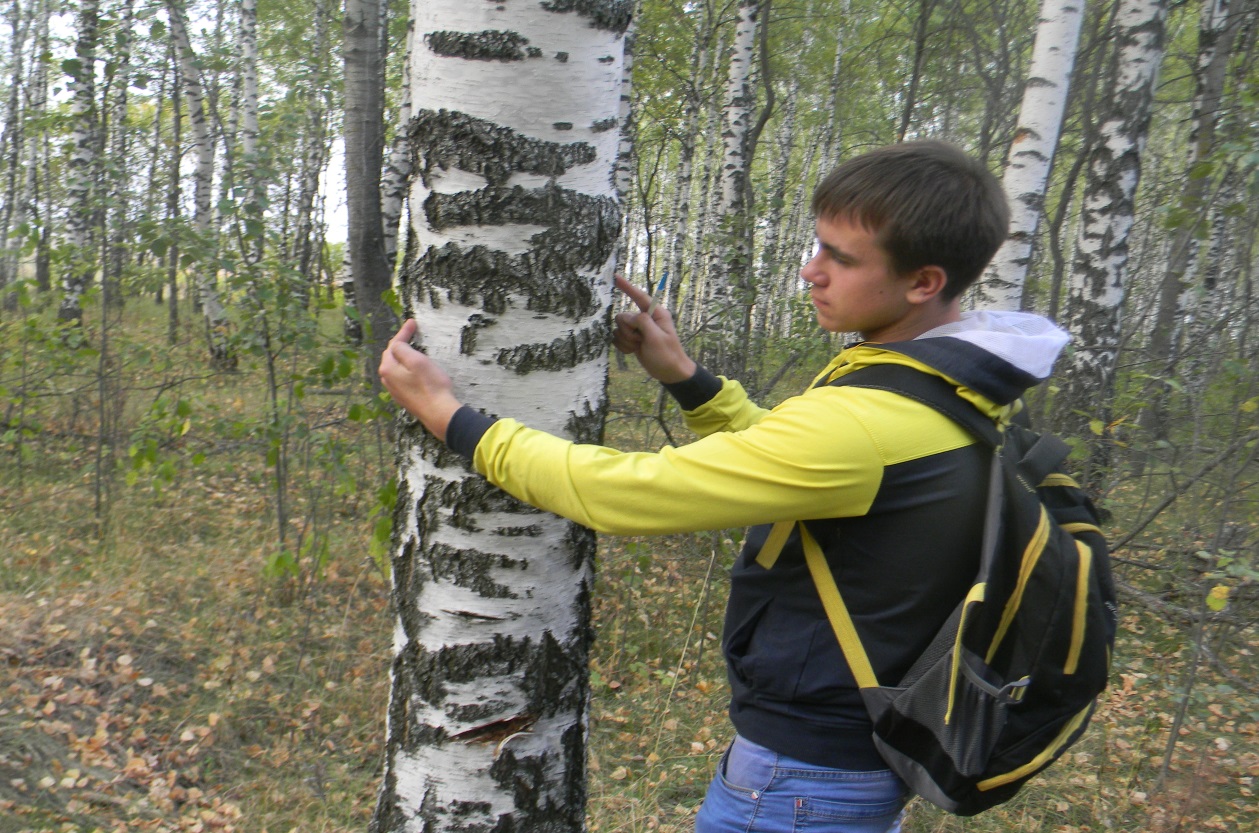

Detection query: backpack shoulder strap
(828, 363), (1002, 448)
(831, 362), (1074, 482)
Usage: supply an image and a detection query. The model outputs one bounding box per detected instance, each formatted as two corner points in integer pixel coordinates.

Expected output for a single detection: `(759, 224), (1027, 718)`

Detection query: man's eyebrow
(819, 240), (849, 260)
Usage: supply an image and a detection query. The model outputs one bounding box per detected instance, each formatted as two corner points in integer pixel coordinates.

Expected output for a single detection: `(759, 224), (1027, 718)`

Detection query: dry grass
(1, 301), (1256, 832)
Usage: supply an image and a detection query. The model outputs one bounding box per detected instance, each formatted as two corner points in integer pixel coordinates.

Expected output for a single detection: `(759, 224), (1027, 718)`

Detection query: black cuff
(446, 405), (496, 460)
(663, 365), (723, 411)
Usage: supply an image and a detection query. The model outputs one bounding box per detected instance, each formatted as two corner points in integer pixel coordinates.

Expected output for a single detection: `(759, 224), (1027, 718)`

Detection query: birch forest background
(2, 0), (1258, 830)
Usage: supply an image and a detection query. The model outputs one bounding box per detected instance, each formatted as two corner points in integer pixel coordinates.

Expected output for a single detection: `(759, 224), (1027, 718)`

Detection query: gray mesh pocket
(882, 648), (1020, 778)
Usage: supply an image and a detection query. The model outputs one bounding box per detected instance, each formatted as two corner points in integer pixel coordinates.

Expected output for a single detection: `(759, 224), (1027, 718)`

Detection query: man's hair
(810, 141), (1009, 299)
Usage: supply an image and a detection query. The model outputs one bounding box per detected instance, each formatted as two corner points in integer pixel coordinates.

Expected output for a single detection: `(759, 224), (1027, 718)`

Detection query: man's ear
(905, 265), (950, 304)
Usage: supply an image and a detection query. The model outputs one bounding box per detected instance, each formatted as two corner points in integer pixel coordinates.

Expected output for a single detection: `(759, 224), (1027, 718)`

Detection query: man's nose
(801, 257), (823, 284)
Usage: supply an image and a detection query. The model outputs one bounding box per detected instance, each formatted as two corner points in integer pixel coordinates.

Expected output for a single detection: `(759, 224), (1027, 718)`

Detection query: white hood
(918, 310), (1070, 381)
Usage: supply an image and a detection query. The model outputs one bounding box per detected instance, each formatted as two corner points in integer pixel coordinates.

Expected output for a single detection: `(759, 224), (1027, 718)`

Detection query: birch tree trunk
(663, 7), (716, 314)
(58, 0), (100, 324)
(702, 0), (761, 376)
(371, 3), (630, 831)
(237, 0), (262, 264)
(380, 16), (414, 274)
(289, 0), (332, 291)
(27, 0), (51, 295)
(1057, 0), (1168, 489)
(981, 0), (1086, 310)
(167, 0), (234, 366)
(343, 0), (395, 366)
(1137, 0), (1238, 442)
(0, 0), (28, 294)
(103, 0), (135, 310)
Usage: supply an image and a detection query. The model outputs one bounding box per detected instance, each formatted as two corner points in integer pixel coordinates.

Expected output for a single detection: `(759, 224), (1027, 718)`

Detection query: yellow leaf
(1089, 419), (1105, 436)
(1206, 584), (1230, 611)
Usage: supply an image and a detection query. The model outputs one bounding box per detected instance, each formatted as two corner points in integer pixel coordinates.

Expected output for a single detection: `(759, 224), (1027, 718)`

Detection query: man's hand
(612, 275), (697, 384)
(378, 319), (463, 442)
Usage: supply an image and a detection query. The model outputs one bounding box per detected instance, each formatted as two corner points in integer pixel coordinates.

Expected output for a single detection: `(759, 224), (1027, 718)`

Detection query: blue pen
(646, 272), (668, 314)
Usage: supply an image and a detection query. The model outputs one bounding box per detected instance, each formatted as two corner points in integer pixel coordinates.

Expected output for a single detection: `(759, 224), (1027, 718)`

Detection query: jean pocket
(793, 793), (906, 831)
(719, 737), (776, 795)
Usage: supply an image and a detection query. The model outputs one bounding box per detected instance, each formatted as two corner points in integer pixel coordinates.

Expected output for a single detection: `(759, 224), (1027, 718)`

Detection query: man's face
(800, 215), (916, 341)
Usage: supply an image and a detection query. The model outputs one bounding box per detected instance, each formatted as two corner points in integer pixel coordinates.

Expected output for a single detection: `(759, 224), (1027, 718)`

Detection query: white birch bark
(1137, 0), (1237, 442)
(1059, 0), (1168, 482)
(663, 10), (716, 315)
(372, 2), (631, 831)
(58, 0), (100, 323)
(716, 0), (759, 222)
(0, 0), (29, 291)
(23, 0), (51, 293)
(981, 0), (1086, 310)
(380, 16), (414, 273)
(702, 0), (760, 374)
(104, 0), (135, 306)
(289, 0), (332, 286)
(237, 0), (262, 264)
(167, 0), (233, 365)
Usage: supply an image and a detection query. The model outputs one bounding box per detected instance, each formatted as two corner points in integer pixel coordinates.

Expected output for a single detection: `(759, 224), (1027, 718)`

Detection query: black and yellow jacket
(445, 310), (1070, 770)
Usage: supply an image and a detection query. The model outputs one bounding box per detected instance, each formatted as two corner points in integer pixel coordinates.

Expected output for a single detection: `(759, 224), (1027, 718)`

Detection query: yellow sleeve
(472, 386), (974, 536)
(679, 376), (772, 436)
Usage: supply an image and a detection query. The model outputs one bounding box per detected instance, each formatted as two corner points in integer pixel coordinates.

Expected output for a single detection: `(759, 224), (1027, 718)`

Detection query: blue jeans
(695, 735), (907, 833)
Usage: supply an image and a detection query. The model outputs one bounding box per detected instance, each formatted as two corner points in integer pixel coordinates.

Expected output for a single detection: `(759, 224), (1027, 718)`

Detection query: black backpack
(764, 362), (1117, 815)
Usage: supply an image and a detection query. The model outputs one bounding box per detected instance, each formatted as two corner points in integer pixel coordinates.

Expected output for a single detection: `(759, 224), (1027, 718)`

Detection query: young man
(379, 141), (1070, 833)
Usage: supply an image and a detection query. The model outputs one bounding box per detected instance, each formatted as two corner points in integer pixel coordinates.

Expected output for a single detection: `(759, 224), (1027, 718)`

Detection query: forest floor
(1, 315), (1257, 832)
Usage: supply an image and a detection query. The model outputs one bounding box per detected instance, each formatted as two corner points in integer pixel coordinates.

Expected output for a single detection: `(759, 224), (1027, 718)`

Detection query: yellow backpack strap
(754, 521), (795, 569)
(799, 524), (881, 690)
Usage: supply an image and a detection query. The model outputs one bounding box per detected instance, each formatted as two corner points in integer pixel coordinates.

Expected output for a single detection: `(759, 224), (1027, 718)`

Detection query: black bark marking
(565, 396), (607, 446)
(553, 122), (573, 131)
(411, 109), (597, 187)
(427, 542), (526, 600)
(495, 319), (610, 374)
(554, 51), (569, 62)
(590, 117), (617, 132)
(431, 474), (544, 535)
(424, 30), (529, 62)
(540, 0), (634, 33)
(461, 313), (496, 356)
(424, 184), (613, 250)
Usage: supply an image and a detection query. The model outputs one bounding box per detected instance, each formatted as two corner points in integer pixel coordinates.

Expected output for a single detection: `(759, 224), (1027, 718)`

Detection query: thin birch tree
(59, 0), (101, 324)
(167, 0), (234, 366)
(702, 0), (761, 376)
(1057, 0), (1169, 488)
(371, 2), (631, 831)
(343, 0), (395, 366)
(1138, 0), (1239, 442)
(981, 0), (1086, 310)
